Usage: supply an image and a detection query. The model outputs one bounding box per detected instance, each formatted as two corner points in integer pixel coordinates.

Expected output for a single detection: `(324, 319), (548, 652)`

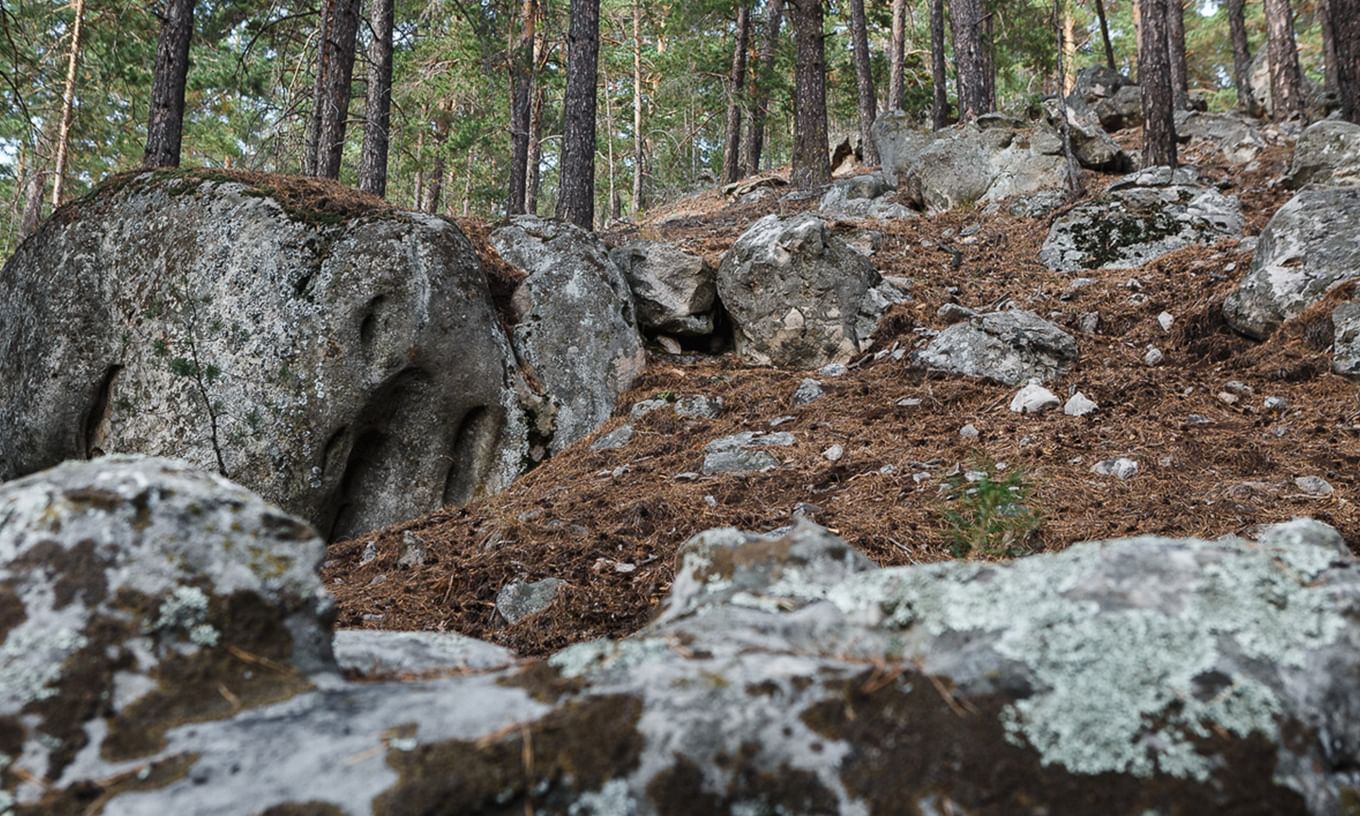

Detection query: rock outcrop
(1041, 166), (1243, 272)
(817, 173), (917, 220)
(1175, 109), (1267, 164)
(7, 456), (1360, 815)
(1285, 119), (1360, 188)
(609, 239), (719, 337)
(716, 214), (907, 368)
(914, 308), (1079, 385)
(1065, 66), (1143, 131)
(1223, 186), (1360, 339)
(0, 170), (528, 539)
(1334, 302), (1360, 379)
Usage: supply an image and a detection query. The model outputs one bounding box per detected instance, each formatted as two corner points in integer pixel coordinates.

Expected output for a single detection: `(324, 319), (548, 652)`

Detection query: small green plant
(939, 461), (1043, 560)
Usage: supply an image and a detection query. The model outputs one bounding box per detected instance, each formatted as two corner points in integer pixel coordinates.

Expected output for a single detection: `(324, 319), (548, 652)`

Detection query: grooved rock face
(1223, 186), (1360, 339)
(717, 214), (907, 368)
(491, 216), (646, 453)
(0, 171), (527, 540)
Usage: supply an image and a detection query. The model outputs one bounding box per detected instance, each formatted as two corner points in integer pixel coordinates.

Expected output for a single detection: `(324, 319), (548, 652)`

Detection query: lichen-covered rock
(817, 173), (917, 220)
(1223, 186), (1360, 339)
(1285, 119), (1360, 188)
(716, 214), (907, 368)
(1334, 302), (1360, 379)
(491, 215), (646, 452)
(0, 170), (528, 540)
(609, 239), (718, 337)
(1175, 109), (1267, 164)
(1041, 166), (1243, 272)
(332, 630), (513, 676)
(1066, 66), (1143, 131)
(913, 309), (1079, 385)
(7, 462), (1360, 815)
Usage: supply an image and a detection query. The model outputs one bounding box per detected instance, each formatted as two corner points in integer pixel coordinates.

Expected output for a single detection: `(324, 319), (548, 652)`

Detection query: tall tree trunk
(305, 0), (334, 175)
(1167, 0), (1189, 109)
(412, 124), (425, 210)
(849, 0), (879, 165)
(423, 153), (445, 214)
(721, 2), (753, 184)
(557, 0), (601, 229)
(527, 80), (546, 213)
(1333, 0), (1360, 122)
(789, 0), (830, 187)
(742, 0), (784, 173)
(1227, 0), (1260, 115)
(1094, 0), (1116, 70)
(20, 165), (46, 238)
(358, 0), (395, 196)
(889, 0), (908, 111)
(631, 0), (645, 213)
(930, 0), (949, 128)
(948, 0), (988, 121)
(1063, 3), (1077, 94)
(1319, 0), (1339, 97)
(981, 5), (995, 111)
(144, 0), (195, 168)
(604, 65), (619, 221)
(312, 0), (362, 179)
(1263, 0), (1305, 121)
(507, 0), (537, 214)
(1054, 0), (1083, 196)
(1139, 0), (1178, 167)
(51, 0), (85, 207)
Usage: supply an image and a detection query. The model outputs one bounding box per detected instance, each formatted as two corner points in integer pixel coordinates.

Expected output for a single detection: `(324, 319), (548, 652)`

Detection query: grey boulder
(818, 173), (917, 220)
(1223, 186), (1360, 339)
(1286, 119), (1360, 188)
(1065, 66), (1143, 131)
(609, 239), (718, 337)
(914, 308), (1079, 385)
(716, 214), (907, 368)
(1333, 302), (1360, 379)
(1175, 109), (1267, 164)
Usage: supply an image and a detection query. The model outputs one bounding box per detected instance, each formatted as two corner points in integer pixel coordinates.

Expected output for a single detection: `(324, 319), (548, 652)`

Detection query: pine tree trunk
(305, 0), (334, 175)
(144, 0), (195, 168)
(1263, 0), (1305, 121)
(1167, 0), (1189, 109)
(722, 2), (753, 184)
(1228, 0), (1260, 115)
(51, 0), (85, 207)
(358, 0), (395, 196)
(604, 63), (619, 221)
(507, 0), (537, 214)
(1094, 0), (1116, 70)
(931, 0), (949, 128)
(1139, 0), (1178, 167)
(20, 165), (46, 238)
(1333, 0), (1360, 123)
(312, 0), (362, 179)
(981, 7), (996, 111)
(557, 0), (601, 229)
(789, 0), (830, 187)
(424, 153), (445, 214)
(631, 0), (645, 213)
(948, 0), (988, 121)
(412, 124), (425, 210)
(1063, 4), (1077, 94)
(1319, 0), (1338, 97)
(889, 0), (907, 111)
(527, 79), (546, 213)
(1054, 0), (1083, 196)
(850, 0), (879, 165)
(742, 0), (784, 173)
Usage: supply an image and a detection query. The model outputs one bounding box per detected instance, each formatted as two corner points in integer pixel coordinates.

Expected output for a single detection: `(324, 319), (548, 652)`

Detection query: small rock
(675, 395), (724, 419)
(1187, 414), (1214, 427)
(1225, 381), (1253, 396)
(702, 432), (795, 475)
(657, 335), (683, 355)
(1079, 312), (1101, 334)
(397, 531), (427, 569)
(360, 540), (377, 565)
(1158, 312), (1175, 332)
(704, 495), (718, 507)
(823, 445), (845, 462)
(897, 397), (923, 408)
(1144, 346), (1165, 367)
(614, 562), (637, 574)
(1092, 458), (1139, 479)
(1064, 392), (1099, 417)
(960, 424), (980, 440)
(1009, 381), (1061, 414)
(937, 303), (977, 324)
(1264, 396), (1289, 414)
(591, 424), (635, 450)
(793, 379), (826, 405)
(496, 577), (566, 625)
(1294, 476), (1335, 497)
(631, 399), (669, 419)
(792, 502), (823, 519)
(1218, 392), (1239, 405)
(819, 362), (849, 378)
(769, 416), (796, 427)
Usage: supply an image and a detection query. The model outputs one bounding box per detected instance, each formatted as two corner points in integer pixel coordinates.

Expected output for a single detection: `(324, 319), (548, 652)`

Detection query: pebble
(1264, 396), (1289, 414)
(1224, 380), (1253, 395)
(960, 423), (980, 440)
(1143, 346), (1164, 367)
(1092, 458), (1140, 480)
(591, 424), (635, 450)
(769, 415), (796, 427)
(674, 395), (725, 419)
(819, 362), (849, 378)
(1079, 312), (1100, 334)
(1157, 312), (1175, 332)
(1063, 392), (1099, 417)
(397, 532), (427, 569)
(1295, 476), (1335, 497)
(359, 540), (377, 565)
(897, 397), (923, 408)
(1187, 414), (1214, 427)
(1009, 381), (1061, 414)
(793, 379), (825, 405)
(657, 335), (682, 354)
(822, 445), (845, 462)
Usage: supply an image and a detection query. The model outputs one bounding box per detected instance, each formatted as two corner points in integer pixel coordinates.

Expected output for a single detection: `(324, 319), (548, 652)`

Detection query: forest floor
(324, 142), (1360, 656)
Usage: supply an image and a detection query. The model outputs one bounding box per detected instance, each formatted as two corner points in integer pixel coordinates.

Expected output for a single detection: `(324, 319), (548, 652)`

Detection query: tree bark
(311, 0), (362, 179)
(850, 0), (879, 165)
(358, 0), (395, 196)
(1063, 4), (1077, 93)
(1166, 0), (1189, 109)
(789, 0), (830, 187)
(51, 0), (85, 207)
(507, 0), (537, 214)
(1227, 0), (1260, 115)
(889, 0), (907, 111)
(20, 165), (46, 238)
(1138, 0), (1178, 167)
(930, 0), (949, 128)
(604, 62), (620, 221)
(1054, 0), (1083, 196)
(527, 79), (546, 213)
(305, 0), (334, 175)
(557, 0), (601, 229)
(1263, 0), (1305, 121)
(948, 0), (988, 121)
(1332, 0), (1360, 122)
(1319, 0), (1338, 97)
(722, 2), (753, 184)
(631, 0), (645, 213)
(1094, 0), (1116, 70)
(742, 0), (784, 173)
(144, 0), (195, 168)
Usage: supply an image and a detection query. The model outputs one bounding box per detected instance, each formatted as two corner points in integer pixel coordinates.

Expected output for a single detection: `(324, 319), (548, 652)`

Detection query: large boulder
(0, 170), (528, 540)
(9, 460), (1360, 815)
(914, 308), (1079, 385)
(1066, 66), (1143, 131)
(1285, 119), (1360, 188)
(716, 214), (907, 368)
(1041, 166), (1243, 272)
(609, 239), (718, 337)
(1224, 186), (1360, 339)
(1175, 109), (1267, 164)
(491, 215), (646, 452)
(1042, 98), (1132, 172)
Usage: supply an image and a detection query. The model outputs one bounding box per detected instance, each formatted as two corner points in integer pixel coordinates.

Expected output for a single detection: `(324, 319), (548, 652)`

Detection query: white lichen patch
(549, 638), (673, 680)
(0, 627), (87, 709)
(152, 586), (215, 644)
(566, 778), (637, 816)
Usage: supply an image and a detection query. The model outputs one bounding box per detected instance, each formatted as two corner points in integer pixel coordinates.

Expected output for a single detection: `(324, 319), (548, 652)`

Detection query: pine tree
(1139, 0), (1178, 167)
(789, 0), (830, 186)
(1332, 0), (1360, 122)
(358, 0), (395, 196)
(721, 2), (752, 184)
(558, 0), (601, 228)
(743, 0), (785, 173)
(1263, 0), (1305, 120)
(849, 0), (878, 165)
(144, 0), (195, 168)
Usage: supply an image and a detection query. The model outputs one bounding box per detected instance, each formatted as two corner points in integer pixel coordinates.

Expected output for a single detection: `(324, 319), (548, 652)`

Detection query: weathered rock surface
(609, 239), (718, 337)
(914, 309), (1079, 385)
(716, 214), (907, 368)
(1065, 66), (1143, 131)
(817, 173), (917, 220)
(1285, 119), (1360, 188)
(332, 630), (513, 676)
(8, 460), (1360, 815)
(1334, 302), (1360, 379)
(1175, 109), (1266, 164)
(1041, 166), (1243, 272)
(1223, 186), (1360, 339)
(491, 215), (646, 452)
(0, 171), (529, 539)
(701, 431), (795, 474)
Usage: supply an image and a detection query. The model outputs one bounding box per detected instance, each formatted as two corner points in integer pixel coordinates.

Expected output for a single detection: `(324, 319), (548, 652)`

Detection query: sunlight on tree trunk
(52, 0), (85, 207)
(1263, 0), (1305, 121)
